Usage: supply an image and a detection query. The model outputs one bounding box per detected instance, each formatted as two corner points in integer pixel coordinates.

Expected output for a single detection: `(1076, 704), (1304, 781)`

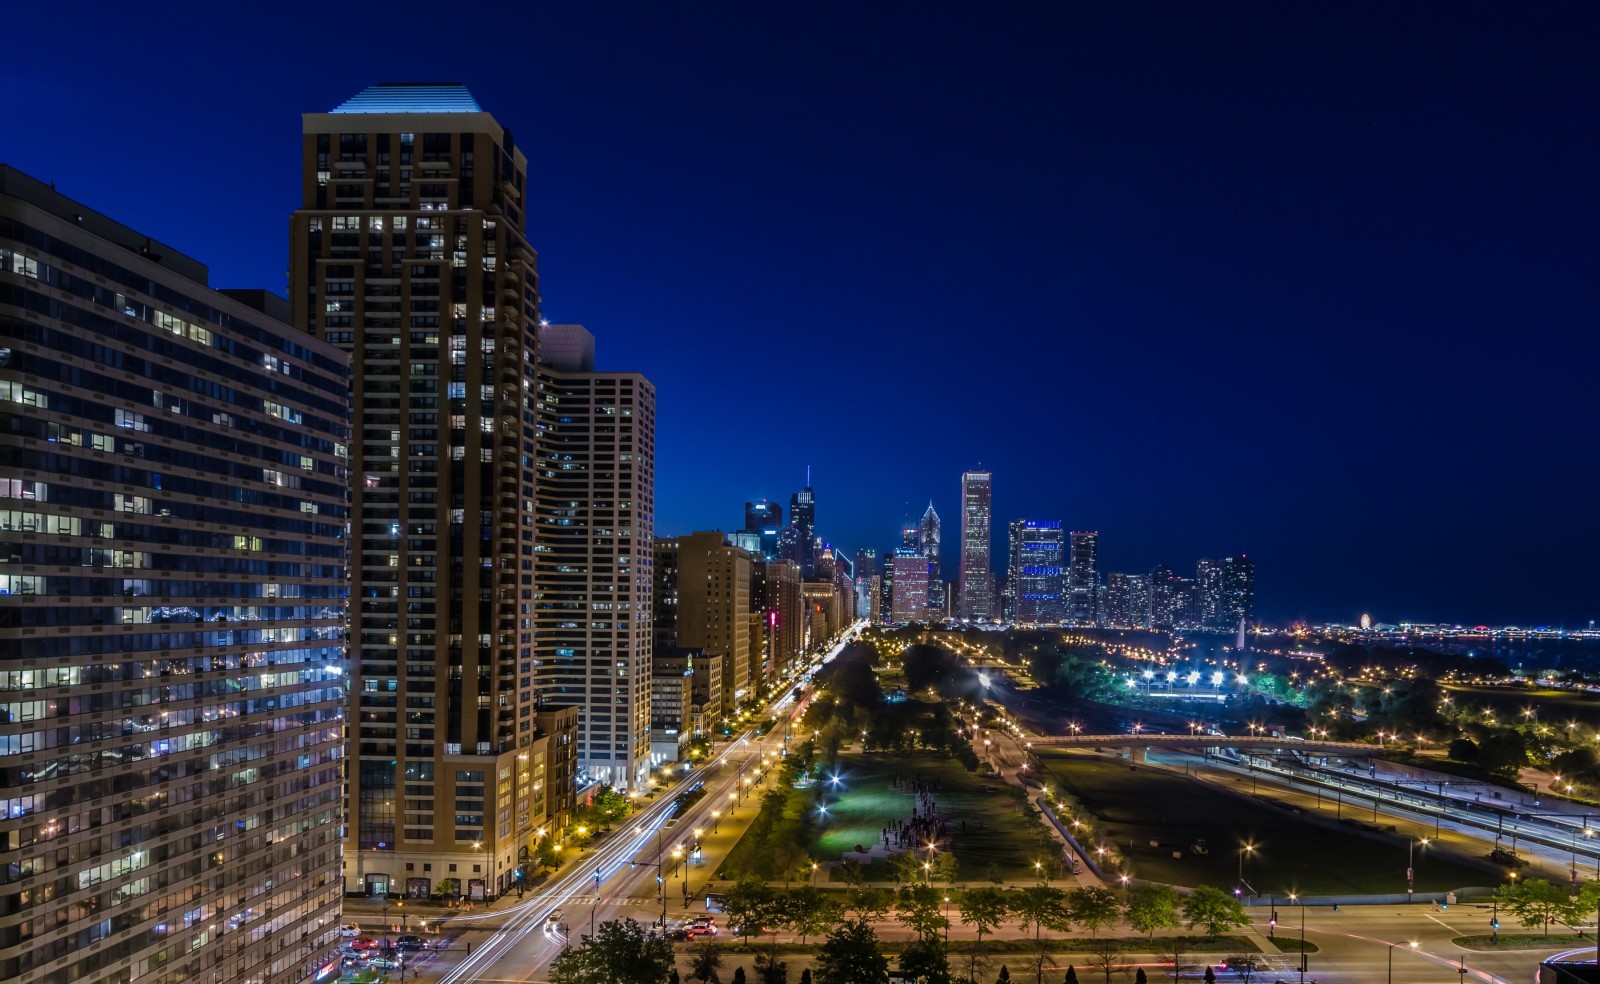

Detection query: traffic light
(1491, 917), (1499, 930)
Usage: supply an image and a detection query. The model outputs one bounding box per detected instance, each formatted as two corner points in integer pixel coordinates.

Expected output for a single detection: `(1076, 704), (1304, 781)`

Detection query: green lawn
(1037, 751), (1503, 895)
(1444, 685), (1600, 729)
(813, 753), (1047, 881)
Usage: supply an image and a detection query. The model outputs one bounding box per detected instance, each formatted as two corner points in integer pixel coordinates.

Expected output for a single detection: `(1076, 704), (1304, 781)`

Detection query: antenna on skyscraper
(807, 465), (811, 487)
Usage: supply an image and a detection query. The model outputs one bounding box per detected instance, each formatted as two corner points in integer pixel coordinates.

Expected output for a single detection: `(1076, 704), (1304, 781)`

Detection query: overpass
(1025, 733), (1379, 758)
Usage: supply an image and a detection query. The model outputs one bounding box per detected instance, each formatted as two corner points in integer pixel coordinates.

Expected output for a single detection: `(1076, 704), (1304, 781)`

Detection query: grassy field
(812, 754), (1046, 881)
(1037, 750), (1504, 894)
(1444, 685), (1600, 729)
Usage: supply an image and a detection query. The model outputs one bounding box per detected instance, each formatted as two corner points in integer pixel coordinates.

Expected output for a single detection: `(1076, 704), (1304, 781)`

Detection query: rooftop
(331, 83), (483, 114)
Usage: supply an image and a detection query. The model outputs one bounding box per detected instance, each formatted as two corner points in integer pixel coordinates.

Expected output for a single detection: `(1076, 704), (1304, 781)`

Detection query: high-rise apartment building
(1220, 554), (1255, 630)
(1067, 531), (1100, 625)
(1012, 521), (1066, 624)
(290, 84), (569, 898)
(891, 549), (931, 622)
(1197, 557), (1223, 630)
(958, 470), (994, 621)
(1149, 564), (1176, 626)
(1104, 572), (1154, 628)
(759, 559), (803, 680)
(532, 324), (655, 791)
(654, 532), (752, 717)
(1, 166), (348, 984)
(789, 484), (816, 577)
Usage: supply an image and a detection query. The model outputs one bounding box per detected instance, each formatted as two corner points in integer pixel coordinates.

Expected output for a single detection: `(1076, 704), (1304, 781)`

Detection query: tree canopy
(549, 918), (673, 984)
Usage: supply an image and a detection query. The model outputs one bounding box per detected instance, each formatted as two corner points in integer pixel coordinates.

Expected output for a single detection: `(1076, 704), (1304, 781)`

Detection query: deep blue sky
(8, 3), (1596, 625)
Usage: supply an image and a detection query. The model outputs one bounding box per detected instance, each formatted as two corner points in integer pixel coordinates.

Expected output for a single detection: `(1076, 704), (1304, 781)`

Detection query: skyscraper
(958, 470), (994, 621)
(291, 84), (570, 897)
(1149, 564), (1176, 626)
(1104, 572), (1153, 628)
(1, 166), (348, 984)
(533, 324), (656, 791)
(655, 532), (753, 717)
(1067, 531), (1100, 625)
(790, 483), (816, 577)
(891, 549), (932, 623)
(1197, 557), (1224, 630)
(1013, 521), (1066, 623)
(744, 499), (783, 560)
(918, 502), (943, 614)
(1220, 554), (1256, 630)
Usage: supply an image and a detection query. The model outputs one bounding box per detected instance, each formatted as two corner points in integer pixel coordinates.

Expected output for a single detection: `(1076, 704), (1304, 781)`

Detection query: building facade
(890, 549), (931, 623)
(958, 470), (994, 621)
(1013, 520), (1066, 624)
(654, 532), (752, 717)
(289, 83), (567, 899)
(789, 485), (815, 577)
(533, 325), (655, 792)
(1220, 555), (1255, 630)
(1, 166), (349, 984)
(1067, 531), (1100, 625)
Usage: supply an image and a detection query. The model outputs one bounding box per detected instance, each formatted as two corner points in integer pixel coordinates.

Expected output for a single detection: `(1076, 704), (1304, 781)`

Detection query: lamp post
(1288, 892), (1306, 984)
(1238, 842), (1255, 894)
(1408, 837), (1428, 895)
(1387, 940), (1417, 984)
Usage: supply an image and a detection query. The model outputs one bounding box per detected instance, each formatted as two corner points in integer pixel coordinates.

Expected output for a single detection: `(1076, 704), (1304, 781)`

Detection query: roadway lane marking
(1424, 912), (1461, 934)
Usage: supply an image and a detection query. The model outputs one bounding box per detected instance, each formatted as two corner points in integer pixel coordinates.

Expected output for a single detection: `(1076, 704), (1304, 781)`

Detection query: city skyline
(6, 5), (1595, 626)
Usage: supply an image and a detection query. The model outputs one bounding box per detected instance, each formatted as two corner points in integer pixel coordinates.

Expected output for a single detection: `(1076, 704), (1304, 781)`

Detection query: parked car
(395, 935), (425, 951)
(339, 924), (362, 938)
(369, 955), (404, 971)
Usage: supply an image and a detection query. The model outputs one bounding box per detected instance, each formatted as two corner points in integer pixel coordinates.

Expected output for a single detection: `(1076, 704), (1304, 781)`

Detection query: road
(406, 621), (868, 984)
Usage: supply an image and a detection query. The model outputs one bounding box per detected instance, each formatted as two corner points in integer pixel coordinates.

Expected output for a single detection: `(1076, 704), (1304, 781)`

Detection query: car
(369, 955), (404, 970)
(395, 935), (425, 951)
(339, 924), (362, 938)
(349, 937), (381, 951)
(545, 909), (563, 926)
(685, 924), (718, 938)
(663, 928), (690, 942)
(687, 917), (715, 929)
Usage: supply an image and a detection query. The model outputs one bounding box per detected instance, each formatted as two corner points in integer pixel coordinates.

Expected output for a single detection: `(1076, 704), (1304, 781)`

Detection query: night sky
(8, 3), (1596, 625)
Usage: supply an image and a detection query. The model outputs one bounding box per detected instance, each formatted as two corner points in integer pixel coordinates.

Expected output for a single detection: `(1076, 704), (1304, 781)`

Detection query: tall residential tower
(290, 83), (568, 898)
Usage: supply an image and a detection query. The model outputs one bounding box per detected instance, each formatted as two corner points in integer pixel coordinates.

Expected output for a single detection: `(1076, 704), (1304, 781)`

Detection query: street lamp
(1238, 842), (1256, 894)
(1408, 837), (1428, 895)
(1288, 892), (1306, 984)
(1386, 940), (1418, 984)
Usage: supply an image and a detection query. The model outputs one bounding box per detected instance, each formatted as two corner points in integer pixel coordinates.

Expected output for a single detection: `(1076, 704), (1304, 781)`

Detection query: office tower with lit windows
(744, 499), (783, 560)
(532, 324), (655, 792)
(760, 559), (803, 678)
(1012, 520), (1065, 623)
(789, 484), (816, 576)
(1, 165), (349, 984)
(891, 549), (932, 623)
(290, 83), (571, 899)
(1103, 572), (1153, 628)
(958, 470), (993, 621)
(1148, 564), (1176, 626)
(1066, 530), (1099, 625)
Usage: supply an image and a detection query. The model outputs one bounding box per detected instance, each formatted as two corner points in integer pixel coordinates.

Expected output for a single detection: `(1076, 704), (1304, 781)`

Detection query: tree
(814, 919), (890, 984)
(1084, 939), (1122, 984)
(1064, 968), (1079, 984)
(724, 876), (778, 942)
(783, 886), (841, 944)
(1135, 970), (1148, 984)
(1012, 886), (1070, 943)
(846, 886), (895, 922)
(899, 938), (953, 984)
(1499, 878), (1586, 936)
(1126, 884), (1181, 939)
(754, 952), (788, 984)
(996, 968), (1012, 984)
(1164, 939), (1189, 983)
(836, 857), (865, 888)
(732, 969), (747, 984)
(1203, 966), (1216, 984)
(549, 917), (674, 984)
(891, 849), (925, 885)
(1182, 886), (1249, 937)
(1447, 737), (1479, 763)
(689, 940), (724, 984)
(898, 885), (949, 942)
(799, 970), (812, 984)
(932, 850), (961, 888)
(959, 887), (1013, 981)
(670, 970), (682, 984)
(1067, 887), (1120, 937)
